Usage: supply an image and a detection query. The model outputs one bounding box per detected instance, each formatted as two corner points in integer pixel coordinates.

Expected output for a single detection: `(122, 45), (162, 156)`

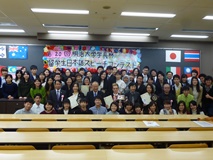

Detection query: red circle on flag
(170, 53), (176, 59)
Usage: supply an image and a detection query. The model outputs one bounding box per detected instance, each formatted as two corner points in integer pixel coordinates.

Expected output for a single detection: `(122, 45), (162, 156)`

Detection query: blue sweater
(2, 82), (18, 98)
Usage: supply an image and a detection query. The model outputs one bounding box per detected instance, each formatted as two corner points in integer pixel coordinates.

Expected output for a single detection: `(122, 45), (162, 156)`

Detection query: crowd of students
(0, 64), (212, 116)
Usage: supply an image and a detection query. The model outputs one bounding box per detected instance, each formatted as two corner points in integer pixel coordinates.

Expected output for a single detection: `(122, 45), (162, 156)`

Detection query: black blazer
(69, 92), (85, 102)
(155, 79), (168, 95)
(136, 83), (146, 95)
(61, 85), (73, 97)
(125, 91), (142, 105)
(48, 89), (67, 111)
(29, 74), (39, 81)
(86, 91), (105, 108)
(57, 108), (73, 114)
(105, 74), (116, 96)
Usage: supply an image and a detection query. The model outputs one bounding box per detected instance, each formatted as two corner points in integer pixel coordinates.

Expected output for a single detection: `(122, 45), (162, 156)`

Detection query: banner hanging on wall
(42, 45), (142, 73)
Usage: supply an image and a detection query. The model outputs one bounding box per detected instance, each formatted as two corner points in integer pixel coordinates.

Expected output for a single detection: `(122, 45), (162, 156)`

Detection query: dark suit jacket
(29, 74), (39, 81)
(157, 92), (177, 110)
(48, 89), (67, 111)
(57, 108), (73, 114)
(136, 83), (146, 95)
(105, 74), (116, 96)
(69, 92), (85, 102)
(125, 91), (142, 106)
(86, 91), (105, 108)
(155, 79), (168, 95)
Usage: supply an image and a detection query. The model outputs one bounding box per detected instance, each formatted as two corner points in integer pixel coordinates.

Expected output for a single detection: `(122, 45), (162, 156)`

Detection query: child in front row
(189, 100), (204, 115)
(40, 100), (57, 114)
(159, 100), (177, 115)
(142, 101), (158, 114)
(58, 99), (73, 114)
(106, 102), (119, 115)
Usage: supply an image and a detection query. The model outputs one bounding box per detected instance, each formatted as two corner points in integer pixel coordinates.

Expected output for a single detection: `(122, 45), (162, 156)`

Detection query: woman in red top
(40, 100), (57, 114)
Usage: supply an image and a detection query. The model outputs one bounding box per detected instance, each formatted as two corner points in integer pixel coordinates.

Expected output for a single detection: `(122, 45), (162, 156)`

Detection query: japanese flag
(165, 50), (181, 62)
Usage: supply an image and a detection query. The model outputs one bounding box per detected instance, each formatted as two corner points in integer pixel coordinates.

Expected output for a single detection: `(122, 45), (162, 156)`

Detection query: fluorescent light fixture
(48, 31), (88, 34)
(0, 23), (17, 26)
(203, 16), (213, 20)
(0, 29), (25, 33)
(43, 24), (88, 28)
(111, 32), (150, 36)
(171, 34), (208, 38)
(31, 8), (89, 14)
(121, 12), (176, 18)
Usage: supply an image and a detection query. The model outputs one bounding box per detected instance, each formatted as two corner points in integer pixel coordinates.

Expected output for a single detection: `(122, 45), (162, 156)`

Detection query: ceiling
(0, 0), (213, 41)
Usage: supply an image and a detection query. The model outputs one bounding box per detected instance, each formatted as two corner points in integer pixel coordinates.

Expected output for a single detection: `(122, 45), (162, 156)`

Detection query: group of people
(0, 64), (212, 116)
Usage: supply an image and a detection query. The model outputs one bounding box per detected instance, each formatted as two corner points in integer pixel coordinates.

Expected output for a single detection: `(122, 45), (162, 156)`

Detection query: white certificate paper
(141, 93), (151, 105)
(104, 96), (113, 109)
(193, 121), (213, 127)
(68, 96), (79, 109)
(81, 85), (89, 96)
(143, 121), (160, 127)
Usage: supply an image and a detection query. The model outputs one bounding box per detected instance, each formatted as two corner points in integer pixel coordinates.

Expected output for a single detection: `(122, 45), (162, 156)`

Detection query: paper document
(143, 121), (160, 127)
(193, 121), (213, 127)
(104, 96), (113, 109)
(141, 93), (151, 105)
(68, 96), (79, 109)
(81, 85), (89, 96)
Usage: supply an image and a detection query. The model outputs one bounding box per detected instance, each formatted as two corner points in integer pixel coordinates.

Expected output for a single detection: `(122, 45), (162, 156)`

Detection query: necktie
(94, 92), (97, 97)
(57, 90), (60, 101)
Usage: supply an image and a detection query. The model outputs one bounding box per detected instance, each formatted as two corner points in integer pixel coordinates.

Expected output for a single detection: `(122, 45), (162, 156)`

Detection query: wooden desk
(0, 131), (212, 144)
(0, 149), (213, 160)
(0, 114), (208, 121)
(0, 99), (24, 114)
(0, 121), (211, 130)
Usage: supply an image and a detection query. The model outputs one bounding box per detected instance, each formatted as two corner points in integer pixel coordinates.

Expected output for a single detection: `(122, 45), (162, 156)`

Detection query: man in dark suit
(86, 81), (105, 108)
(92, 66), (104, 83)
(166, 71), (174, 86)
(29, 65), (39, 81)
(105, 66), (116, 96)
(142, 66), (150, 83)
(48, 80), (67, 113)
(136, 75), (146, 95)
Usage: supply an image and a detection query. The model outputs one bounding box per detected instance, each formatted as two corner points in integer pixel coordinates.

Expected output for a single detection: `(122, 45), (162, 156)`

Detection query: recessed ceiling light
(171, 34), (208, 38)
(48, 31), (88, 34)
(0, 29), (25, 33)
(111, 32), (150, 36)
(116, 26), (158, 31)
(121, 12), (176, 18)
(203, 16), (213, 20)
(31, 8), (89, 14)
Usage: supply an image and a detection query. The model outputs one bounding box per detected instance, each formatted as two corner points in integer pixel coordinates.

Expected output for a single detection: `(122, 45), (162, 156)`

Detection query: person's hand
(19, 97), (23, 99)
(169, 108), (173, 114)
(106, 104), (109, 109)
(206, 94), (211, 99)
(23, 97), (27, 99)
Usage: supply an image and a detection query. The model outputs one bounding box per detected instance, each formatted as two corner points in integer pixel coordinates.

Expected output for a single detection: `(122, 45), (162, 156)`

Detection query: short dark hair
(163, 100), (171, 105)
(110, 102), (119, 111)
(63, 99), (70, 105)
(199, 73), (206, 78)
(54, 80), (62, 84)
(191, 69), (198, 75)
(166, 71), (173, 75)
(34, 93), (42, 99)
(44, 100), (54, 110)
(30, 65), (38, 70)
(106, 66), (113, 70)
(205, 76), (213, 81)
(25, 98), (34, 104)
(182, 86), (190, 91)
(94, 96), (102, 101)
(128, 82), (136, 89)
(80, 98), (88, 103)
(173, 74), (180, 79)
(97, 66), (104, 70)
(5, 74), (13, 80)
(143, 66), (149, 70)
(124, 101), (133, 108)
(1, 67), (8, 72)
